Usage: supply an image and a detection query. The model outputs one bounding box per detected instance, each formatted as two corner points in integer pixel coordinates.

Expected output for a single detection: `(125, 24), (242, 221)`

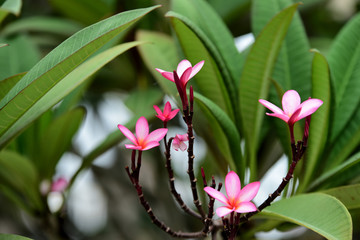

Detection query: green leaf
(260, 193), (352, 240)
(322, 184), (360, 210)
(0, 34), (41, 80)
(308, 152), (360, 191)
(0, 72), (26, 100)
(328, 13), (360, 142)
(136, 30), (178, 98)
(194, 92), (243, 176)
(0, 234), (33, 240)
(239, 3), (299, 179)
(0, 150), (43, 212)
(0, 0), (22, 24)
(167, 13), (234, 119)
(301, 50), (331, 191)
(208, 0), (250, 20)
(1, 16), (84, 37)
(0, 5), (159, 147)
(37, 107), (86, 179)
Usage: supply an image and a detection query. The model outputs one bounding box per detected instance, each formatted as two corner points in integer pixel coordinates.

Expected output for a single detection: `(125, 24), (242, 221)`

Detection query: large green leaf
(0, 5), (159, 147)
(260, 193), (352, 240)
(0, 73), (26, 100)
(0, 234), (33, 240)
(194, 92), (243, 176)
(328, 13), (360, 142)
(0, 150), (43, 212)
(322, 184), (360, 210)
(136, 30), (178, 98)
(300, 50), (331, 191)
(239, 3), (299, 179)
(167, 14), (234, 119)
(308, 152), (360, 191)
(37, 107), (86, 179)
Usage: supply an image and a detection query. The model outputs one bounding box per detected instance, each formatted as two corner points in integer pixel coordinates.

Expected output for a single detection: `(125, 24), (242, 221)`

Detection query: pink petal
(180, 67), (193, 87)
(238, 181), (260, 202)
(177, 59), (192, 76)
(142, 141), (160, 151)
(259, 99), (284, 114)
(282, 90), (301, 116)
(178, 141), (187, 151)
(204, 187), (229, 206)
(161, 72), (175, 82)
(216, 206), (234, 217)
(266, 113), (289, 123)
(51, 178), (68, 192)
(235, 202), (257, 213)
(288, 107), (302, 125)
(163, 101), (171, 115)
(153, 105), (163, 116)
(125, 144), (142, 150)
(297, 98), (323, 121)
(118, 125), (138, 145)
(168, 109), (180, 119)
(136, 117), (149, 141)
(172, 138), (180, 151)
(145, 128), (168, 143)
(189, 60), (205, 79)
(225, 171), (241, 204)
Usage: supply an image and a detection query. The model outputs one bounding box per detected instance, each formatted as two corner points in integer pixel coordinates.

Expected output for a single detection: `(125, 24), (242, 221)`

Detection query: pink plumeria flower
(51, 177), (68, 192)
(153, 101), (180, 123)
(204, 171), (260, 217)
(118, 116), (168, 151)
(172, 134), (189, 151)
(155, 59), (204, 87)
(156, 60), (204, 108)
(259, 90), (323, 126)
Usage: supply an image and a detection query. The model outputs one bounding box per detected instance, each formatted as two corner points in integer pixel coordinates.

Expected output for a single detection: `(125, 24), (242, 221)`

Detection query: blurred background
(0, 0), (359, 239)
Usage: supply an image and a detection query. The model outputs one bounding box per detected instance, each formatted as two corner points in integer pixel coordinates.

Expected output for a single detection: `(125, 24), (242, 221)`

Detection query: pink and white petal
(142, 141), (160, 151)
(164, 101), (171, 115)
(225, 171), (241, 203)
(180, 67), (193, 86)
(161, 71), (175, 82)
(266, 113), (289, 123)
(259, 99), (283, 114)
(168, 109), (180, 119)
(177, 59), (192, 76)
(297, 98), (323, 120)
(189, 60), (205, 79)
(125, 144), (142, 150)
(238, 181), (260, 202)
(153, 105), (163, 116)
(146, 128), (168, 143)
(204, 187), (229, 205)
(118, 125), (137, 144)
(235, 202), (257, 213)
(282, 90), (301, 116)
(156, 115), (166, 121)
(179, 141), (187, 151)
(216, 206), (234, 218)
(136, 117), (149, 141)
(172, 139), (180, 151)
(288, 107), (302, 125)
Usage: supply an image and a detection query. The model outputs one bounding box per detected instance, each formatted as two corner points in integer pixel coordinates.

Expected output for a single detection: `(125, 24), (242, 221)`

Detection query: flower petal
(145, 128), (168, 143)
(297, 98), (323, 121)
(125, 144), (142, 150)
(164, 101), (171, 115)
(266, 113), (289, 123)
(204, 187), (229, 206)
(288, 107), (302, 125)
(189, 60), (205, 79)
(216, 206), (234, 217)
(168, 109), (180, 120)
(225, 171), (241, 204)
(177, 59), (192, 76)
(238, 181), (260, 202)
(234, 202), (257, 213)
(156, 68), (175, 82)
(259, 99), (284, 114)
(142, 141), (160, 151)
(153, 105), (163, 116)
(118, 125), (137, 144)
(282, 90), (301, 116)
(136, 117), (149, 141)
(178, 141), (187, 151)
(180, 67), (193, 87)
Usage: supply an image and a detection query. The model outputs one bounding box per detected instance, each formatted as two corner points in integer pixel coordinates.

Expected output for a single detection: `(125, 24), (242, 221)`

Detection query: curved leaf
(0, 6), (159, 147)
(239, 3), (299, 179)
(328, 13), (360, 142)
(260, 193), (352, 240)
(0, 234), (33, 240)
(301, 50), (331, 191)
(0, 72), (26, 100)
(194, 92), (243, 175)
(322, 184), (360, 210)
